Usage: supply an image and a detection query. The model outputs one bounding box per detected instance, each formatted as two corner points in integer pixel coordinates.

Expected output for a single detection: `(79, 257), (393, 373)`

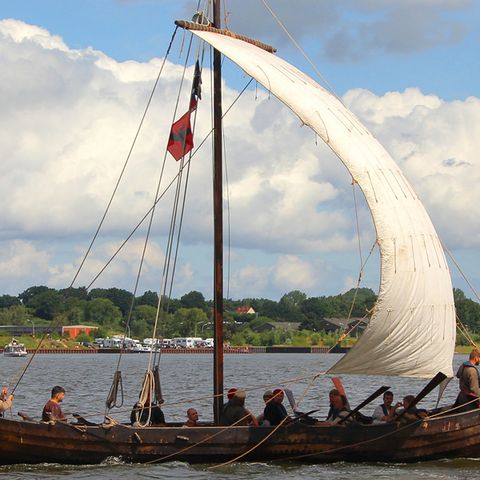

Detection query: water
(0, 352), (474, 479)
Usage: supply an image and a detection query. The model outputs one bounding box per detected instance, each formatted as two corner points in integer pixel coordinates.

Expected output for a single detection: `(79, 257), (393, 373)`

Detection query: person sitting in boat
(393, 395), (427, 423)
(42, 385), (66, 422)
(0, 386), (13, 417)
(325, 388), (351, 424)
(130, 399), (165, 426)
(263, 388), (290, 426)
(221, 387), (258, 426)
(372, 390), (399, 423)
(453, 348), (480, 412)
(256, 389), (274, 426)
(183, 407), (199, 427)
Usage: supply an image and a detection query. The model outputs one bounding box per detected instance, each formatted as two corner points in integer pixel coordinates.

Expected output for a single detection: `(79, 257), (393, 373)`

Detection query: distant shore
(1, 346), (351, 355)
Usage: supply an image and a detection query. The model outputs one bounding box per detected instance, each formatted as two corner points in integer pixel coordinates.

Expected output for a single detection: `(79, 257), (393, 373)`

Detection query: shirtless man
(42, 385), (66, 422)
(184, 408), (199, 427)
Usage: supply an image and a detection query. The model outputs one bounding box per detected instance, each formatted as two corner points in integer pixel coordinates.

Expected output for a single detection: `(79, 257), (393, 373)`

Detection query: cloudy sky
(0, 0), (479, 301)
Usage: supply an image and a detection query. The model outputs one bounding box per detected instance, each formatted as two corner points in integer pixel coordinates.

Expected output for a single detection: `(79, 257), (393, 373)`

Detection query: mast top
(175, 20), (277, 53)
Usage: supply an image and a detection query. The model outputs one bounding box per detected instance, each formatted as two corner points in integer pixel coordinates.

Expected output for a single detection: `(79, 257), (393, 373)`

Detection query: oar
(284, 409), (320, 425)
(338, 385), (391, 424)
(396, 372), (447, 421)
(283, 388), (298, 412)
(332, 377), (350, 409)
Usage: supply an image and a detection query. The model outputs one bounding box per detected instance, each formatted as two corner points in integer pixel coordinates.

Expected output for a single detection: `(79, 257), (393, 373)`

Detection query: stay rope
(260, 0), (344, 104)
(69, 26), (179, 289)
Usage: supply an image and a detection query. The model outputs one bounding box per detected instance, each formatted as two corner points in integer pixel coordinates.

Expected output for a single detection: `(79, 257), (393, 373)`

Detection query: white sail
(191, 29), (455, 378)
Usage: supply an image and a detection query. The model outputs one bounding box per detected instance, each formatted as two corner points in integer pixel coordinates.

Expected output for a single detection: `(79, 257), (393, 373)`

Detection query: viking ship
(0, 0), (478, 466)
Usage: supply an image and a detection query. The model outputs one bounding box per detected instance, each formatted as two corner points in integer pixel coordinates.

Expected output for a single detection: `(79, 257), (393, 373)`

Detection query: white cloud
(273, 255), (316, 291)
(0, 240), (51, 279)
(344, 88), (480, 249)
(0, 18), (478, 299)
(0, 19), (68, 51)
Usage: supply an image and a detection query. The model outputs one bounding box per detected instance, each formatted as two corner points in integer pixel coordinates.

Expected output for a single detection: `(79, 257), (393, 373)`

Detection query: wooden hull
(1, 409), (480, 465)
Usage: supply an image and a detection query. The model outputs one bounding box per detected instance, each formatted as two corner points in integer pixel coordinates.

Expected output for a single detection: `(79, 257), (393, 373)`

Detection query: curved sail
(192, 30), (456, 378)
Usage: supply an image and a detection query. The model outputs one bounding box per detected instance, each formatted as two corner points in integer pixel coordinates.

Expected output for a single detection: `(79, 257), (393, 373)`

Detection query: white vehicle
(159, 339), (172, 348)
(128, 339), (145, 351)
(204, 338), (214, 348)
(172, 337), (195, 348)
(102, 337), (122, 348)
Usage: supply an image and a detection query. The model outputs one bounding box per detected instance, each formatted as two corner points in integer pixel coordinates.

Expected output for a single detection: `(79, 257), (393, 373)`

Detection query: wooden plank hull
(1, 409), (480, 465)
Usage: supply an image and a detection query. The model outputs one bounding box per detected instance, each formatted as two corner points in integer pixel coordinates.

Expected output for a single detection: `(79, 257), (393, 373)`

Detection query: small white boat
(3, 338), (27, 357)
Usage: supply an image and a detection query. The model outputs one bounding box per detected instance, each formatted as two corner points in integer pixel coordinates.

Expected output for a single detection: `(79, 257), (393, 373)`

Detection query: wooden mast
(212, 0), (224, 425)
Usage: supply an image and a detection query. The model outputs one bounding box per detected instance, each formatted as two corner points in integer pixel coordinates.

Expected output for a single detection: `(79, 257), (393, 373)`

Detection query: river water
(0, 352), (476, 479)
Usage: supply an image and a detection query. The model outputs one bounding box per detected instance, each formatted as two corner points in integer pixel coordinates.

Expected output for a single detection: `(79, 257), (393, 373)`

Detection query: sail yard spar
(180, 25), (456, 378)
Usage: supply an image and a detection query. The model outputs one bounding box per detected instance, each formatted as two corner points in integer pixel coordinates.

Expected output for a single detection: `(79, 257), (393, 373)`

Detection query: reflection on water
(0, 352), (470, 479)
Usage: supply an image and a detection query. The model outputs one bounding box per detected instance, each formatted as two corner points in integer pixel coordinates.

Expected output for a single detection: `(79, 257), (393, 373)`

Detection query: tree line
(0, 285), (478, 345)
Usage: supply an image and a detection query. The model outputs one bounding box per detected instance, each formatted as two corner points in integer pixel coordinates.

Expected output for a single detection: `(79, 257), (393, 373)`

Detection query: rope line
(69, 27), (179, 289)
(260, 0), (343, 104)
(442, 240), (480, 304)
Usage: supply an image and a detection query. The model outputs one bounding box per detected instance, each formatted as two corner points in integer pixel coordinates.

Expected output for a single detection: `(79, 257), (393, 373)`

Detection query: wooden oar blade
(283, 388), (297, 412)
(338, 385), (390, 424)
(331, 377), (346, 397)
(332, 377), (350, 409)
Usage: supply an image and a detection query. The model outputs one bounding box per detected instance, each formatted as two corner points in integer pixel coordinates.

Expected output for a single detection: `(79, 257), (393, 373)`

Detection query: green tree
(84, 298), (122, 327)
(0, 304), (29, 325)
(89, 288), (134, 316)
(180, 291), (206, 310)
(136, 290), (159, 307)
(29, 289), (65, 320)
(172, 308), (208, 336)
(279, 290), (307, 322)
(19, 286), (51, 306)
(131, 304), (158, 338)
(59, 286), (88, 301)
(0, 294), (20, 308)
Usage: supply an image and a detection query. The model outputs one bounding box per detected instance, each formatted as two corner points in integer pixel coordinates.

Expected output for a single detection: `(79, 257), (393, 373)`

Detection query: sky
(0, 0), (479, 302)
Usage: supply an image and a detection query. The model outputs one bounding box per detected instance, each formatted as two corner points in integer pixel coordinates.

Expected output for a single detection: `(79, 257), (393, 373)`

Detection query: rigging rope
(105, 370), (124, 411)
(328, 241), (376, 351)
(82, 77), (254, 292)
(69, 27), (179, 289)
(101, 26), (198, 412)
(133, 369), (156, 427)
(260, 0), (344, 104)
(442, 240), (480, 304)
(146, 35), (200, 370)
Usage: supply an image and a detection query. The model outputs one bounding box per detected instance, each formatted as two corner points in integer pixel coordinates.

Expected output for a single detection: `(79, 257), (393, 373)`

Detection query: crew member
(0, 386), (13, 417)
(454, 349), (480, 412)
(372, 390), (397, 423)
(263, 388), (289, 426)
(183, 408), (199, 427)
(222, 387), (258, 426)
(326, 389), (351, 424)
(42, 385), (67, 422)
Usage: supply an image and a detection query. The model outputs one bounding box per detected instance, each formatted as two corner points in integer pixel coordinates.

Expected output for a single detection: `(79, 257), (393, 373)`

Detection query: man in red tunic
(42, 385), (66, 422)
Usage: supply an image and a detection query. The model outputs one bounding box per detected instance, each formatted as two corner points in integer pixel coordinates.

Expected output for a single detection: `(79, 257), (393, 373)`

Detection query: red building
(62, 325), (98, 339)
(235, 306), (256, 315)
